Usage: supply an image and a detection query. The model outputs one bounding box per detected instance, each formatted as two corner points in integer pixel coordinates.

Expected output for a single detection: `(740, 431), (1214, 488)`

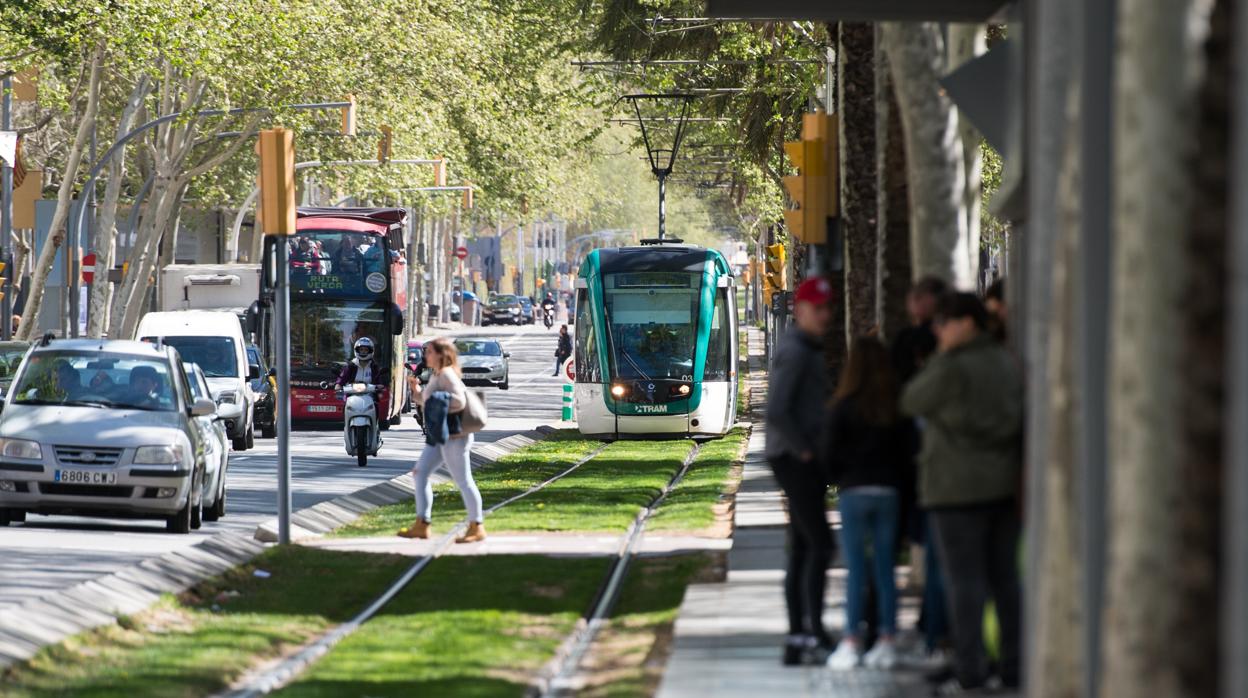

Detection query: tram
(572, 244), (738, 438)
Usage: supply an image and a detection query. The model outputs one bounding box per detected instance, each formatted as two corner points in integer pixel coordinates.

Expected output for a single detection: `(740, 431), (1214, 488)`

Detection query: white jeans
(412, 434), (483, 523)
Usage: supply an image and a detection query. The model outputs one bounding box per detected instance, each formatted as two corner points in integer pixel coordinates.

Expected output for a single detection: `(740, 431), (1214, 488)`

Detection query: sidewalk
(656, 325), (929, 698)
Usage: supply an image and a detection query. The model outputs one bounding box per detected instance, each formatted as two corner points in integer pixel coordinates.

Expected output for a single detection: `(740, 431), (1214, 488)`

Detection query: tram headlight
(610, 384), (626, 398)
(678, 384), (691, 396)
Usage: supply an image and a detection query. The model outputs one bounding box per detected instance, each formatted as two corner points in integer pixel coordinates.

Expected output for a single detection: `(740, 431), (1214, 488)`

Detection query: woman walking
(398, 337), (486, 543)
(825, 337), (910, 671)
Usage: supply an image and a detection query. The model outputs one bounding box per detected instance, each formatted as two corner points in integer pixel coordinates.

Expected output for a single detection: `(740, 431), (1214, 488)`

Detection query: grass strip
(333, 429), (604, 538)
(277, 555), (610, 697)
(648, 427), (749, 534)
(577, 553), (725, 698)
(0, 546), (414, 698)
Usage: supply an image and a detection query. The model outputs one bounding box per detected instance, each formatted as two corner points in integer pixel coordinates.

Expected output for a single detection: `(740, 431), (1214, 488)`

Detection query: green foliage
(981, 139), (1010, 252)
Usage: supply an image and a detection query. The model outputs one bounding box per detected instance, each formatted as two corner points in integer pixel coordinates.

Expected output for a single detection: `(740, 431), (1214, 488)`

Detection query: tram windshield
(602, 272), (698, 381)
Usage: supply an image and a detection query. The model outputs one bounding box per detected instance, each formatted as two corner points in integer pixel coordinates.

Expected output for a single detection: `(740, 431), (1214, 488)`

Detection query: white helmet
(353, 337), (375, 361)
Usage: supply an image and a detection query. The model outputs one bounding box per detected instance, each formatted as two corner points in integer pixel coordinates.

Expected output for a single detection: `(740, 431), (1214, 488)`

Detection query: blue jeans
(412, 434), (483, 523)
(838, 488), (900, 638)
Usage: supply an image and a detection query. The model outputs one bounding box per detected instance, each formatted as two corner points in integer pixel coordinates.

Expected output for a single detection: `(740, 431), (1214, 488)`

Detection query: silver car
(0, 339), (219, 533)
(184, 362), (231, 522)
(455, 338), (510, 390)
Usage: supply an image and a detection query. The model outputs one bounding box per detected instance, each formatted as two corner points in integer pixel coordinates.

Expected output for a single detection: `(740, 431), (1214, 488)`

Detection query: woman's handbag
(458, 389), (489, 434)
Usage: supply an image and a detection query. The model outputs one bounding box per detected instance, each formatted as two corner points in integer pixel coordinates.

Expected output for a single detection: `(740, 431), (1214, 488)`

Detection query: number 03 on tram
(573, 245), (738, 438)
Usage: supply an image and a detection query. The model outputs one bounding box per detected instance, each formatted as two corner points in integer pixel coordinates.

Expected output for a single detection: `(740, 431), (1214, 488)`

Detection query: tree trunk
(948, 24), (985, 292)
(1101, 1), (1216, 696)
(87, 75), (150, 338)
(838, 22), (878, 342)
(874, 32), (911, 341)
(880, 23), (968, 288)
(1174, 0), (1229, 694)
(1032, 75), (1086, 698)
(16, 44), (103, 341)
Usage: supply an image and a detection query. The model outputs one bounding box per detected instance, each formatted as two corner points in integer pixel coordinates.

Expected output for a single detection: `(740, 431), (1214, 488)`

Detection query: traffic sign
(455, 246), (468, 260)
(82, 252), (96, 283)
(564, 357), (575, 382)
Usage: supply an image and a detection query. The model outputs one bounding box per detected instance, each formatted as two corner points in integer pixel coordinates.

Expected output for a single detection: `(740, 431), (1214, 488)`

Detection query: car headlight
(510, 308), (519, 314)
(133, 444), (187, 465)
(0, 438), (41, 460)
(216, 391), (237, 405)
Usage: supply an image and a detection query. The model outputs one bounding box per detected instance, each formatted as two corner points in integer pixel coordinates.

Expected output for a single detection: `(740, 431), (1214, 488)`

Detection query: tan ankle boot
(456, 521), (486, 543)
(397, 519), (430, 539)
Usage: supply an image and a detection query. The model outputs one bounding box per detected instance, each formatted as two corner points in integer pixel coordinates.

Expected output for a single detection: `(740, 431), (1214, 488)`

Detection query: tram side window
(703, 288), (731, 381)
(574, 289), (601, 382)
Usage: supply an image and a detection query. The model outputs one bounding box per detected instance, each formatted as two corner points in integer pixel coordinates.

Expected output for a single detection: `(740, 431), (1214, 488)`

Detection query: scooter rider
(336, 337), (389, 392)
(541, 293), (557, 322)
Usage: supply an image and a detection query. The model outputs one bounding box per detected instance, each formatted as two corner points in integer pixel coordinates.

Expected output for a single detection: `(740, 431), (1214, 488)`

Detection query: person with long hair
(825, 336), (911, 671)
(397, 337), (486, 543)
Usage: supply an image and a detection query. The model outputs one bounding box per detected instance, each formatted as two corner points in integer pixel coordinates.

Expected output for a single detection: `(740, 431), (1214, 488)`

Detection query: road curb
(0, 424), (557, 671)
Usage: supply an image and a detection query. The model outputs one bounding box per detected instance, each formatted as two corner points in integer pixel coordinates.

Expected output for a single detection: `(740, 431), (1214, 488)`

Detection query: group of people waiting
(767, 275), (1021, 696)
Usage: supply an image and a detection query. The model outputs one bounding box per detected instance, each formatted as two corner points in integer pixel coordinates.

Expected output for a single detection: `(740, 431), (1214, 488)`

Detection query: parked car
(247, 345), (276, 438)
(184, 362), (231, 521)
(482, 294), (523, 326)
(517, 296), (537, 325)
(0, 340), (30, 398)
(136, 310), (259, 451)
(0, 338), (220, 533)
(455, 337), (509, 390)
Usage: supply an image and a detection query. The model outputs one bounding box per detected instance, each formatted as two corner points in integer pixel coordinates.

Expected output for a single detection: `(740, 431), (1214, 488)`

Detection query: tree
(838, 22), (878, 342)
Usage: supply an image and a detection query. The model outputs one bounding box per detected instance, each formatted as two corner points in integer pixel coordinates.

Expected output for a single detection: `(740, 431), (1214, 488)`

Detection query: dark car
(516, 296), (536, 325)
(482, 294), (524, 326)
(247, 345), (276, 438)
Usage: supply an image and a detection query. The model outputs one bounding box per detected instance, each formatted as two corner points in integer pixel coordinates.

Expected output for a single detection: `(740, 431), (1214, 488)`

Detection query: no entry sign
(82, 252), (96, 283)
(455, 246), (468, 260)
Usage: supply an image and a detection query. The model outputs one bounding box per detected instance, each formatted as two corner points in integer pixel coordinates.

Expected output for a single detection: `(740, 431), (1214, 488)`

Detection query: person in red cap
(767, 274), (836, 665)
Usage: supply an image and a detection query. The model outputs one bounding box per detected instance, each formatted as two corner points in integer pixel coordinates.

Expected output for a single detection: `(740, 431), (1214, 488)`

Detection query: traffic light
(781, 110), (837, 244)
(763, 243), (787, 305)
(341, 95), (357, 136)
(462, 182), (474, 209)
(435, 157), (447, 187)
(377, 125), (393, 163)
(257, 128), (296, 236)
(0, 261), (8, 303)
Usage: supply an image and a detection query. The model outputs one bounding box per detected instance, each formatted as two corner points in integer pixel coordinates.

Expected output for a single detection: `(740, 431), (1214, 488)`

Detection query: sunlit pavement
(0, 323), (571, 612)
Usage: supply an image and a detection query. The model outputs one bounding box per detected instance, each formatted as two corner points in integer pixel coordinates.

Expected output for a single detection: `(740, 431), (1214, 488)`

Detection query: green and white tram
(573, 244), (738, 438)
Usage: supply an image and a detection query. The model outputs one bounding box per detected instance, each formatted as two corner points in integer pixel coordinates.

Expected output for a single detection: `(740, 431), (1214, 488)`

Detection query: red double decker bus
(258, 207), (409, 427)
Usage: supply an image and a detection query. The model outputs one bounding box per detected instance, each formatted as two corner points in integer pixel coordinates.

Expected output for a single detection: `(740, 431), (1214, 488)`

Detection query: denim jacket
(423, 390), (462, 446)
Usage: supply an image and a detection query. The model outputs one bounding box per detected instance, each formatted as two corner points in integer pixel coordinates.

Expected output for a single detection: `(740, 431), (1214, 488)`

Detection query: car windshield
(12, 351), (178, 412)
(455, 340), (502, 357)
(144, 336), (237, 378)
(491, 295), (517, 307)
(603, 272), (698, 381)
(0, 346), (27, 380)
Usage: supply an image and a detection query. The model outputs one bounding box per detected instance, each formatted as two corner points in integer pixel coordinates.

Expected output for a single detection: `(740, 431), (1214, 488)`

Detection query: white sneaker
(863, 639), (899, 670)
(825, 639), (862, 671)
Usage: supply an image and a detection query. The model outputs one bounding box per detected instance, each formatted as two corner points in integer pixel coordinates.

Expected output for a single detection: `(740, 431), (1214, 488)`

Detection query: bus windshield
(286, 229), (390, 297)
(289, 301), (391, 383)
(602, 272), (699, 381)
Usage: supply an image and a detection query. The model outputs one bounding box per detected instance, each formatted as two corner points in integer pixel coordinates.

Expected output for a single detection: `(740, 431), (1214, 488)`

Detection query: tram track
(532, 441), (703, 698)
(218, 440), (611, 698)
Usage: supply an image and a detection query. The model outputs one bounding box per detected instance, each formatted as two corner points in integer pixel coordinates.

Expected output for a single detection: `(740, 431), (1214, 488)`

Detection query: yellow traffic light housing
(462, 182), (474, 209)
(763, 243), (787, 306)
(257, 128), (296, 236)
(341, 95), (357, 136)
(435, 157), (447, 187)
(781, 111), (837, 244)
(377, 125), (393, 163)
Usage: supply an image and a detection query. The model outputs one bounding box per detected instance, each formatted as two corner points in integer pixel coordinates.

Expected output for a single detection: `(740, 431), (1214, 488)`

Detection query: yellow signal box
(257, 128), (296, 236)
(763, 243), (787, 306)
(341, 95), (357, 136)
(435, 157), (447, 187)
(462, 182), (474, 209)
(377, 125), (393, 163)
(781, 111), (837, 244)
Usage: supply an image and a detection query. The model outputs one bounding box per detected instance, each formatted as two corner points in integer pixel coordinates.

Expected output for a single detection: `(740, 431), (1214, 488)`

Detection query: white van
(135, 310), (257, 450)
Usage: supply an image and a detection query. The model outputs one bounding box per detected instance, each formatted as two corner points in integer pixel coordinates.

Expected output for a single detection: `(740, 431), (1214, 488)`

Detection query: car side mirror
(248, 364), (261, 381)
(190, 397), (217, 417)
(390, 302), (404, 336)
(267, 367), (276, 378)
(503, 352), (511, 358)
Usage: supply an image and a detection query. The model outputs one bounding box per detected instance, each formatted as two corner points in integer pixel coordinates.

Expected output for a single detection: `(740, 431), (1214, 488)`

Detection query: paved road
(0, 323), (568, 612)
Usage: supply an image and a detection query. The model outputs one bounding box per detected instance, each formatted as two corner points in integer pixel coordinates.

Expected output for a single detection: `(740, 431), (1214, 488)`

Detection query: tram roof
(589, 245), (730, 276)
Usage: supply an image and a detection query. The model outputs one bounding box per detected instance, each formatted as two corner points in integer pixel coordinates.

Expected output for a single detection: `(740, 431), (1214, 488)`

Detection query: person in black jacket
(824, 336), (911, 671)
(554, 325), (572, 375)
(766, 276), (835, 665)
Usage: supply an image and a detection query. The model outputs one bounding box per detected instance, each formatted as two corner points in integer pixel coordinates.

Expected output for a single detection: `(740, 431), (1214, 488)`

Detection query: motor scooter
(322, 381), (382, 467)
(542, 305), (555, 329)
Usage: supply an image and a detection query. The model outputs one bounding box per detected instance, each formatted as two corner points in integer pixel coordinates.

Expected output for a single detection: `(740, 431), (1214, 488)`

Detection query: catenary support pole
(658, 174), (667, 240)
(1, 76), (11, 341)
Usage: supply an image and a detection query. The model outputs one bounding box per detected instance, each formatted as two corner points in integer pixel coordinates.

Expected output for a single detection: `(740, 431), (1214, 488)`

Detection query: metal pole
(274, 235), (292, 545)
(658, 174), (667, 240)
(517, 222), (524, 295)
(1, 76), (11, 341)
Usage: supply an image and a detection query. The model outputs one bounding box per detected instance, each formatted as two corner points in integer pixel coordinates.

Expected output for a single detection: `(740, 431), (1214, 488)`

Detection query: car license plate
(54, 470), (117, 485)
(307, 405), (338, 413)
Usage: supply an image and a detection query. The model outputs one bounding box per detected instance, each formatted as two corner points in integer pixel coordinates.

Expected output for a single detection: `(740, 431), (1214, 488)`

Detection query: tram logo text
(636, 405), (668, 414)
